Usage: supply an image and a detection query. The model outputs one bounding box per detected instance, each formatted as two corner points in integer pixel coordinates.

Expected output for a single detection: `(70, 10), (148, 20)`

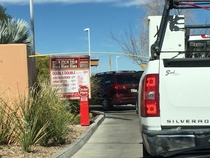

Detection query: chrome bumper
(142, 127), (210, 157)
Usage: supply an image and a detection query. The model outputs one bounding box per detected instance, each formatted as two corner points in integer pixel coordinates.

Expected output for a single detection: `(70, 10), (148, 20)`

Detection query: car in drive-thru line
(95, 70), (139, 110)
(137, 0), (210, 157)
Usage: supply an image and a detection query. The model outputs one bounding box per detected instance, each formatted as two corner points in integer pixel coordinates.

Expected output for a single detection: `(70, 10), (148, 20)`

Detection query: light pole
(29, 0), (35, 56)
(84, 28), (91, 75)
(116, 56), (119, 71)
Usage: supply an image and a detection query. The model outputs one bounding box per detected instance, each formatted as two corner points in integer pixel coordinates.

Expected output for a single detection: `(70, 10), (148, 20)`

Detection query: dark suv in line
(95, 71), (139, 110)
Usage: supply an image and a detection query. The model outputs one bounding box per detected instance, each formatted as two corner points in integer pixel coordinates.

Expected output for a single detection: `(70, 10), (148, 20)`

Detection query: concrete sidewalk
(50, 111), (105, 158)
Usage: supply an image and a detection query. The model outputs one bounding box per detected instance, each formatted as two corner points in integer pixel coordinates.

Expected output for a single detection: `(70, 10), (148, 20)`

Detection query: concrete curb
(50, 111), (105, 158)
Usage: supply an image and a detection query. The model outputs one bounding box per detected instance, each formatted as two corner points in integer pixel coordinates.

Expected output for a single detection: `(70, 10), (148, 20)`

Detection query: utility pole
(109, 55), (112, 71)
(29, 0), (35, 55)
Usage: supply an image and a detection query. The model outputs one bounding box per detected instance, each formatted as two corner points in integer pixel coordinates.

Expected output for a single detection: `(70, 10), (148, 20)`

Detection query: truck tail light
(140, 74), (160, 117)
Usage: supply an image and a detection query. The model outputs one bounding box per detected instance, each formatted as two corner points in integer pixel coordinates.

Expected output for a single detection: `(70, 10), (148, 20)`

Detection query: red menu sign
(50, 56), (90, 99)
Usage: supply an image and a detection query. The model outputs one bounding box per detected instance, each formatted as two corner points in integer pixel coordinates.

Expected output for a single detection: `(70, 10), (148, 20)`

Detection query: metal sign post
(78, 85), (90, 126)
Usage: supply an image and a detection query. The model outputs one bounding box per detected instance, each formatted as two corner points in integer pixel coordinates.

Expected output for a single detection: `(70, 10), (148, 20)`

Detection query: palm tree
(0, 18), (32, 49)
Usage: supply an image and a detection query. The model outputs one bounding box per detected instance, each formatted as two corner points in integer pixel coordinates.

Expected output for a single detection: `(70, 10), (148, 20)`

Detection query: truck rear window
(186, 40), (210, 58)
(116, 74), (138, 84)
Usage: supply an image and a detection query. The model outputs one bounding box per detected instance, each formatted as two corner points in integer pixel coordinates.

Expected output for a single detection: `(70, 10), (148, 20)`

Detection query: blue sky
(1, 0), (210, 74)
(1, 0), (145, 74)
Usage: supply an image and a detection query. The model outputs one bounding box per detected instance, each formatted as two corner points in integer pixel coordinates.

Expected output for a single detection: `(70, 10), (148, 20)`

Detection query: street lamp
(84, 28), (91, 57)
(116, 56), (120, 71)
(84, 28), (91, 75)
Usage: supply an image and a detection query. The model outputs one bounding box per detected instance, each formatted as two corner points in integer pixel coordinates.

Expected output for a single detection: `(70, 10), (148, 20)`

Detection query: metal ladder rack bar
(150, 0), (210, 60)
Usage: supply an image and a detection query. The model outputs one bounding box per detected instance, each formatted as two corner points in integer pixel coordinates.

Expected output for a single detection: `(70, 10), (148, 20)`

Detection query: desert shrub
(72, 114), (80, 124)
(89, 76), (102, 105)
(67, 99), (80, 115)
(26, 81), (73, 146)
(0, 80), (74, 152)
(36, 56), (50, 83)
(0, 99), (16, 145)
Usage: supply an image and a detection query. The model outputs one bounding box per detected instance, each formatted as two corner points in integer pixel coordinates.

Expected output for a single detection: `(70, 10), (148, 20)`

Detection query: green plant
(0, 99), (16, 145)
(14, 95), (49, 152)
(0, 79), (79, 152)
(0, 5), (12, 21)
(89, 76), (102, 105)
(31, 81), (73, 146)
(0, 18), (31, 49)
(11, 85), (51, 152)
(36, 56), (50, 83)
(1, 80), (74, 152)
(72, 114), (80, 124)
(67, 99), (80, 115)
(49, 106), (73, 144)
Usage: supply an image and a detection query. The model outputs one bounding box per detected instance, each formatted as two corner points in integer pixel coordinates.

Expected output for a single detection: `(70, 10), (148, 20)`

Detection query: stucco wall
(0, 44), (36, 103)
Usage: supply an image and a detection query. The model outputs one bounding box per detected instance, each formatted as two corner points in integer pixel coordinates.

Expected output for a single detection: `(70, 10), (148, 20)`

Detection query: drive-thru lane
(72, 105), (143, 158)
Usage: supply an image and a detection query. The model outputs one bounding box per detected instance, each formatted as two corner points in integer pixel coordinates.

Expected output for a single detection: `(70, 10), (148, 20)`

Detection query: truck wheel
(143, 145), (151, 157)
(102, 98), (112, 111)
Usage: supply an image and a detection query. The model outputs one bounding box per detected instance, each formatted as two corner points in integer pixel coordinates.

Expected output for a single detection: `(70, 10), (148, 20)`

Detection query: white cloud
(114, 0), (145, 7)
(0, 0), (145, 7)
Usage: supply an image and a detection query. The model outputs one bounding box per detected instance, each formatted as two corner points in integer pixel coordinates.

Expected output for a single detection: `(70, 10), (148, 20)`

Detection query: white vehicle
(138, 0), (210, 157)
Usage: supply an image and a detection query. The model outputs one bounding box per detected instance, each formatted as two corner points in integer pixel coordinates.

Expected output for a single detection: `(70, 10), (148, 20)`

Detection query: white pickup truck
(138, 0), (210, 157)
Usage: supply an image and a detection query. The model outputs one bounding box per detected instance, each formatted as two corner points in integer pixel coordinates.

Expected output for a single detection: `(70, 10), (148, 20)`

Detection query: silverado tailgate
(159, 58), (210, 126)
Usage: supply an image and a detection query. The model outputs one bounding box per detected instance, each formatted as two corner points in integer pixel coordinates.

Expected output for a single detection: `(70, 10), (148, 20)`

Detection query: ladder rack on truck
(151, 0), (210, 60)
